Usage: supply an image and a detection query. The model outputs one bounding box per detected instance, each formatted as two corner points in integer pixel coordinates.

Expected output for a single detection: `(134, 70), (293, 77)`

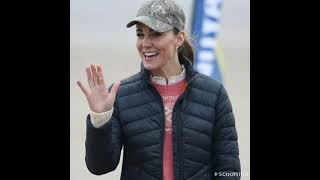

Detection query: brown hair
(173, 28), (195, 65)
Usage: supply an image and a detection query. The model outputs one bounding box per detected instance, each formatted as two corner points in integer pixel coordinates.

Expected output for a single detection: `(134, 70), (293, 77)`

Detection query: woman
(77, 0), (241, 179)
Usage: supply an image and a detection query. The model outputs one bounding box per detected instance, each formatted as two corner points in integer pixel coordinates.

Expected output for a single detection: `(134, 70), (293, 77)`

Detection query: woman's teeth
(144, 52), (159, 58)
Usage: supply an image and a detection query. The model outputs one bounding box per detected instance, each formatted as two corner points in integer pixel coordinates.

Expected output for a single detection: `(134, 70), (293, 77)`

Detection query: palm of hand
(77, 64), (120, 113)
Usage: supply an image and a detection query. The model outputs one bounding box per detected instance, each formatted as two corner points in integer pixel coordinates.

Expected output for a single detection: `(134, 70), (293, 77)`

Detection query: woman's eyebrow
(135, 28), (158, 33)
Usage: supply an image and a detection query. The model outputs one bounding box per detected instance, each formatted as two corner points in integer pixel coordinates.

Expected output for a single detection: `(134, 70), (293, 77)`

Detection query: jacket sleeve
(85, 85), (123, 175)
(212, 84), (241, 179)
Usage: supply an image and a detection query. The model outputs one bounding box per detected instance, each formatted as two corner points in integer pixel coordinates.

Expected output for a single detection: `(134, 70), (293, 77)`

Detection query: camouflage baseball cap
(126, 0), (185, 32)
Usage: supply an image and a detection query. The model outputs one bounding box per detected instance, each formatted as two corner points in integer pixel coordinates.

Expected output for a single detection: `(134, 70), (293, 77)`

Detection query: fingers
(85, 64), (109, 91)
(110, 81), (121, 97)
(96, 65), (105, 87)
(77, 81), (89, 96)
(90, 64), (99, 86)
(86, 67), (94, 88)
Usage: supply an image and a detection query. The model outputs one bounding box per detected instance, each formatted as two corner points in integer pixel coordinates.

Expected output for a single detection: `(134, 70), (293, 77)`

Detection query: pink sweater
(151, 68), (187, 180)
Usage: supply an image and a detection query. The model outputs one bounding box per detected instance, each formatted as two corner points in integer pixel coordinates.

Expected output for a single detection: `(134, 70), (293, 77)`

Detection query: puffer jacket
(85, 57), (241, 180)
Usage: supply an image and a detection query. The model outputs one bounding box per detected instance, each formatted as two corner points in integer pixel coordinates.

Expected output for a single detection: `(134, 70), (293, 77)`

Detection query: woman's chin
(142, 63), (156, 71)
(142, 60), (157, 71)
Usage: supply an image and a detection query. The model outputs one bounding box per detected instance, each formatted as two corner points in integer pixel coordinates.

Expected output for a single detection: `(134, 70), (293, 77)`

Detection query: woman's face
(136, 23), (182, 74)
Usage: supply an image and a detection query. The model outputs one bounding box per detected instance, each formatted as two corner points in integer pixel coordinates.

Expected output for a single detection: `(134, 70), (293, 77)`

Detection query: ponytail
(173, 28), (195, 65)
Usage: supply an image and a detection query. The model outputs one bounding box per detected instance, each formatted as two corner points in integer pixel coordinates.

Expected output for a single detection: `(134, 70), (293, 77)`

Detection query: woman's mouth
(143, 51), (159, 60)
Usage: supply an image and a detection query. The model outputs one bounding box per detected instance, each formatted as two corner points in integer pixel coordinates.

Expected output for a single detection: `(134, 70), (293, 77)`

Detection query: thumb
(110, 81), (121, 97)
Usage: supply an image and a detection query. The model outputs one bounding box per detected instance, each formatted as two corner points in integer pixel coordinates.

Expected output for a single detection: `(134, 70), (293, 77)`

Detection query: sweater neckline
(150, 65), (186, 85)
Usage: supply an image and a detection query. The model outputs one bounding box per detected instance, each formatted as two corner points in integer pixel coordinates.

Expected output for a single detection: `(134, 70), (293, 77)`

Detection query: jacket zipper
(173, 94), (184, 180)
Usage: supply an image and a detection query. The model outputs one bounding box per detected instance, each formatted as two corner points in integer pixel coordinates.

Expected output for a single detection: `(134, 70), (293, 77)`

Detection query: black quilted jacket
(85, 57), (241, 180)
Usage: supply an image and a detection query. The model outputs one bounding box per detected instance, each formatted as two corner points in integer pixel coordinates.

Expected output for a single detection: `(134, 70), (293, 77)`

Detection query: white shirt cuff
(89, 107), (114, 128)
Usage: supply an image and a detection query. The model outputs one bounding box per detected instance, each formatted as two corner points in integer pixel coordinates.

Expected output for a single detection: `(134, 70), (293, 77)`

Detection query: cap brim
(126, 16), (173, 33)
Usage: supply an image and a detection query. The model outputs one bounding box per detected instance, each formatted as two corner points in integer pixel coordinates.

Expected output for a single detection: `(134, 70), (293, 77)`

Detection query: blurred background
(70, 0), (250, 179)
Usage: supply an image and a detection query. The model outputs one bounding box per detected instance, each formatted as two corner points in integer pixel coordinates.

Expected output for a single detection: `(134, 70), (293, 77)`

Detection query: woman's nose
(142, 37), (152, 48)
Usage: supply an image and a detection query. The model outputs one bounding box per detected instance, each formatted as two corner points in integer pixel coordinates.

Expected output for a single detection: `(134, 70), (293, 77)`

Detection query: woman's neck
(151, 55), (183, 79)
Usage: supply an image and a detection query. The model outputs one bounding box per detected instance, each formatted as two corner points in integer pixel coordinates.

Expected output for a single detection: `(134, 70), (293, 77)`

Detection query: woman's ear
(176, 31), (185, 48)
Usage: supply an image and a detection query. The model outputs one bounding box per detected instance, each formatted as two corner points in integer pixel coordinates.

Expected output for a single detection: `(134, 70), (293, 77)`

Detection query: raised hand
(77, 64), (120, 113)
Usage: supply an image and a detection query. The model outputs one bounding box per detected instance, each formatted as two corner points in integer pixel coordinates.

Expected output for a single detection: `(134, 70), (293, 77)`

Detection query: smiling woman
(135, 23), (185, 77)
(76, 0), (241, 180)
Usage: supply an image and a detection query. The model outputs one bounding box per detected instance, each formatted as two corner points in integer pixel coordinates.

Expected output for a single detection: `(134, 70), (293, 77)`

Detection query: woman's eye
(152, 32), (162, 36)
(136, 34), (144, 37)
